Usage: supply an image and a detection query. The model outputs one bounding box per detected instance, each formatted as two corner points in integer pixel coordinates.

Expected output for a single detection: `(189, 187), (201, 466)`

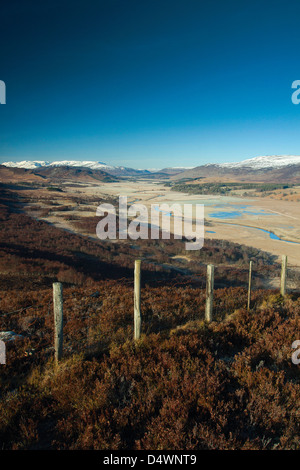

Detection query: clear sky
(1, 0), (300, 169)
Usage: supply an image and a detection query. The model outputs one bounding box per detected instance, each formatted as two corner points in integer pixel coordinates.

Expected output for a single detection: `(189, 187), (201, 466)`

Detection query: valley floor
(21, 178), (300, 267)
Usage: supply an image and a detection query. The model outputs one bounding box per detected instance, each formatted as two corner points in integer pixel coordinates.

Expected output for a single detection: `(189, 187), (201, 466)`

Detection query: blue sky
(1, 0), (300, 168)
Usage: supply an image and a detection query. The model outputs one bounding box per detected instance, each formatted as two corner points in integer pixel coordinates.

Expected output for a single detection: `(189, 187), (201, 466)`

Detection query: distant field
(15, 177), (300, 268)
(170, 181), (300, 198)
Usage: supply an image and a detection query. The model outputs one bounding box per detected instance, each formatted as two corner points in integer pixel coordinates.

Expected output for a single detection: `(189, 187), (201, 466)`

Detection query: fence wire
(0, 262), (299, 365)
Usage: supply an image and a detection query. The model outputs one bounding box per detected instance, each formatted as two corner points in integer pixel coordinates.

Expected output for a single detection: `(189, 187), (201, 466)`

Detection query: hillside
(0, 185), (282, 290)
(0, 185), (299, 450)
(0, 165), (117, 184)
(2, 160), (151, 178)
(32, 166), (117, 183)
(0, 166), (45, 183)
(4, 155), (300, 183)
(171, 156), (300, 183)
(0, 281), (299, 449)
(220, 155), (300, 169)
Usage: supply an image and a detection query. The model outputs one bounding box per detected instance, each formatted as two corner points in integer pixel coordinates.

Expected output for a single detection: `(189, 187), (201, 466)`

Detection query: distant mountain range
(219, 155), (300, 169)
(171, 155), (300, 183)
(1, 160), (153, 178)
(1, 155), (300, 183)
(0, 160), (191, 180)
(2, 155), (300, 171)
(2, 160), (116, 170)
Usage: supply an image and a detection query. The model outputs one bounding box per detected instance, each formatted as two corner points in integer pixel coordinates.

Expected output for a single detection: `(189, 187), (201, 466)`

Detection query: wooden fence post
(134, 260), (141, 340)
(205, 264), (214, 322)
(280, 255), (287, 296)
(53, 282), (63, 363)
(0, 340), (5, 365)
(247, 261), (253, 311)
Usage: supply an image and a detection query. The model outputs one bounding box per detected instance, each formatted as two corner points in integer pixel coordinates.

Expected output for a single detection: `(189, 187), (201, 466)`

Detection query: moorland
(0, 163), (299, 450)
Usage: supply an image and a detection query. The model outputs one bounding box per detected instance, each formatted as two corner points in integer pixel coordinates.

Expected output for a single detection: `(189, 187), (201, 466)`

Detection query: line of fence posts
(51, 255), (290, 360)
(131, 256), (289, 334)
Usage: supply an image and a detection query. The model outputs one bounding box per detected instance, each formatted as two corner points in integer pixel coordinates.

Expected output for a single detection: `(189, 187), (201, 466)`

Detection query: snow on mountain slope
(2, 160), (118, 170)
(220, 155), (300, 169)
(50, 160), (118, 170)
(2, 160), (51, 169)
(2, 155), (300, 172)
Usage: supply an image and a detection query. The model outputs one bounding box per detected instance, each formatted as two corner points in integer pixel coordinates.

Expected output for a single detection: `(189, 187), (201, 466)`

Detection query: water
(250, 226), (300, 244)
(209, 211), (241, 219)
(154, 205), (172, 216)
(209, 209), (275, 219)
(223, 223), (300, 245)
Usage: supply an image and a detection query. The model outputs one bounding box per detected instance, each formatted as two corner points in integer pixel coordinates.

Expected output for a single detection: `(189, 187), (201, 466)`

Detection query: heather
(0, 187), (299, 450)
(0, 284), (299, 449)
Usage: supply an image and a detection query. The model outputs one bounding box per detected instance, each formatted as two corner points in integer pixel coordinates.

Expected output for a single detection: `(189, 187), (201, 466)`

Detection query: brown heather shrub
(0, 290), (299, 449)
(0, 187), (300, 449)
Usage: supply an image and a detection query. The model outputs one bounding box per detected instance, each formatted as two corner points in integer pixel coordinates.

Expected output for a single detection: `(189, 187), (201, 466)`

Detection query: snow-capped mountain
(220, 155), (300, 169)
(1, 160), (194, 177)
(51, 160), (119, 170)
(2, 160), (50, 169)
(2, 156), (300, 178)
(171, 155), (300, 182)
(1, 160), (154, 178)
(2, 160), (118, 170)
(3, 155), (300, 172)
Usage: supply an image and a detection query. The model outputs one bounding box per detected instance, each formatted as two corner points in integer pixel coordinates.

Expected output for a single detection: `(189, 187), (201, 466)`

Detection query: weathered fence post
(205, 264), (214, 322)
(0, 340), (5, 365)
(280, 255), (287, 296)
(134, 260), (141, 340)
(247, 261), (253, 311)
(53, 282), (63, 363)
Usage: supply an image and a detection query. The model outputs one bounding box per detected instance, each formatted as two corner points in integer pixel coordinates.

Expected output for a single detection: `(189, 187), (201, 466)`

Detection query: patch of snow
(2, 160), (118, 170)
(220, 155), (300, 169)
(2, 160), (50, 169)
